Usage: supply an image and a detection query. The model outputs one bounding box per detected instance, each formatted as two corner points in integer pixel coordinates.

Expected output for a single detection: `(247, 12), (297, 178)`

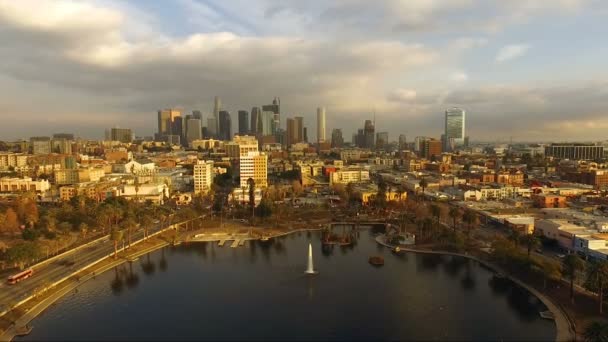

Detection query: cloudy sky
(1, 0), (607, 142)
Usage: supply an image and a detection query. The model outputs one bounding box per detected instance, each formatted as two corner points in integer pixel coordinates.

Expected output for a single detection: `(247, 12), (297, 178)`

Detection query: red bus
(7, 269), (34, 285)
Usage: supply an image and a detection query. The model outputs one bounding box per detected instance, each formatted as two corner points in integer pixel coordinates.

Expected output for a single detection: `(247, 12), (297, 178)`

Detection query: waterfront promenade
(0, 221), (325, 341)
(375, 234), (576, 342)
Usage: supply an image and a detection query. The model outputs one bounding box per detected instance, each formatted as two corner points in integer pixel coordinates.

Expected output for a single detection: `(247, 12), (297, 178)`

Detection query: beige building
(240, 151), (268, 188)
(191, 139), (223, 150)
(329, 168), (370, 185)
(55, 167), (105, 185)
(0, 153), (28, 170)
(194, 160), (214, 194)
(0, 177), (50, 193)
(225, 135), (258, 160)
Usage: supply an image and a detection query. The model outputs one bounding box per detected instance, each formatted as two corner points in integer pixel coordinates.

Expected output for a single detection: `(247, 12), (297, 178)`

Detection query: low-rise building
(0, 177), (50, 193)
(329, 167), (370, 185)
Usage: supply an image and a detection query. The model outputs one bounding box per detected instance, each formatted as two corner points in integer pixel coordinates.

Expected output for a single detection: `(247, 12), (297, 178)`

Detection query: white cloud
(495, 44), (530, 63)
(450, 71), (469, 82)
(387, 89), (417, 102)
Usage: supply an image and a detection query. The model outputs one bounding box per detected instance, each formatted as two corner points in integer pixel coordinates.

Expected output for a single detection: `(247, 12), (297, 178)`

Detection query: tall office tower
(186, 118), (203, 143)
(250, 107), (261, 134)
(398, 134), (407, 150)
(260, 111), (274, 136)
(364, 119), (375, 149)
(171, 116), (184, 144)
(286, 118), (296, 146)
(30, 136), (51, 155)
(274, 128), (286, 146)
(444, 107), (466, 151)
(157, 108), (181, 137)
(414, 136), (427, 153)
(295, 117), (304, 142)
(262, 98), (280, 134)
(194, 160), (214, 194)
(192, 110), (202, 121)
(316, 107), (326, 143)
(356, 129), (365, 148)
(331, 129), (344, 148)
(286, 116), (304, 146)
(207, 117), (217, 138)
(238, 110), (249, 135)
(239, 151), (268, 189)
(303, 127), (308, 143)
(213, 96), (221, 134)
(376, 132), (388, 150)
(110, 128), (133, 143)
(218, 110), (232, 141)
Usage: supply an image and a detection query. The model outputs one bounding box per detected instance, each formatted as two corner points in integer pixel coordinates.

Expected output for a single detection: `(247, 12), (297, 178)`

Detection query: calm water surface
(19, 230), (555, 341)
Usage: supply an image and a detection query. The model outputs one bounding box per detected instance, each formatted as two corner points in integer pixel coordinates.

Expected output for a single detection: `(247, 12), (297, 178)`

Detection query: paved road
(0, 223), (165, 314)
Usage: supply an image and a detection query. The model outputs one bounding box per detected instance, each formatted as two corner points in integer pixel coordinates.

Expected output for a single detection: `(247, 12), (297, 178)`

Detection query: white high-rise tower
(316, 107), (326, 143)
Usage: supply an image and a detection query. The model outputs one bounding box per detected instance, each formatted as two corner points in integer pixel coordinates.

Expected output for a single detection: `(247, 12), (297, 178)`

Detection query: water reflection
(25, 229), (555, 342)
(125, 262), (140, 289)
(141, 253), (156, 276)
(460, 262), (476, 291)
(159, 248), (168, 272)
(110, 267), (124, 296)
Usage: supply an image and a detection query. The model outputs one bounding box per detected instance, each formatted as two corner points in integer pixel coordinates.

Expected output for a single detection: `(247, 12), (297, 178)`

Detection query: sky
(1, 0), (608, 142)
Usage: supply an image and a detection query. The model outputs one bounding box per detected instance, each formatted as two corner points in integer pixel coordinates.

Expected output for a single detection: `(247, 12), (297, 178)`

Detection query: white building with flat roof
(194, 160), (214, 194)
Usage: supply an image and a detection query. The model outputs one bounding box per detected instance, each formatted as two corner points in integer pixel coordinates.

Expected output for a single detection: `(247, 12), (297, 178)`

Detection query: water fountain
(305, 243), (317, 274)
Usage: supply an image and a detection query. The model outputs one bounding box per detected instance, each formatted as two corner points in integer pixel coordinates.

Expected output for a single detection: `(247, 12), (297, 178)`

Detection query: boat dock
(218, 240), (226, 246)
(238, 240), (245, 246)
(230, 240), (239, 248)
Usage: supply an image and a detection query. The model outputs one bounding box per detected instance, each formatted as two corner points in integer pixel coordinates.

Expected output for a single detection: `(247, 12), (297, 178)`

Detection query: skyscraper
(260, 111), (274, 136)
(238, 110), (249, 135)
(172, 116), (184, 144)
(111, 128), (133, 143)
(250, 107), (261, 135)
(262, 98), (280, 134)
(192, 110), (202, 121)
(364, 120), (375, 149)
(218, 110), (232, 141)
(213, 96), (221, 132)
(317, 107), (326, 143)
(157, 108), (181, 139)
(331, 129), (344, 148)
(398, 134), (407, 150)
(444, 108), (466, 151)
(286, 117), (304, 146)
(376, 132), (388, 150)
(186, 118), (202, 143)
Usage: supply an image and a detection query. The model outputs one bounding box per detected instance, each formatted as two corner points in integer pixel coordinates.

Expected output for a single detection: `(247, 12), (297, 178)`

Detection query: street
(0, 222), (165, 314)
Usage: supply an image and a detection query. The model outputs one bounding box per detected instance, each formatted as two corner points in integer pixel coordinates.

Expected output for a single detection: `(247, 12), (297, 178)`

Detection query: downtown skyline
(0, 0), (608, 141)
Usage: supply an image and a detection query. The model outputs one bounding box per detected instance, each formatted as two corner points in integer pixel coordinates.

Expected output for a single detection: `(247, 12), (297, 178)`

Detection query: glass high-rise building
(218, 110), (232, 141)
(250, 107), (261, 135)
(238, 110), (249, 135)
(444, 108), (465, 150)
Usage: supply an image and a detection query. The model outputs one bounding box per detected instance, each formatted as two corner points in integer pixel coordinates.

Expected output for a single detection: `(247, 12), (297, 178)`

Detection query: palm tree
(247, 178), (256, 221)
(563, 254), (585, 303)
(110, 228), (124, 259)
(461, 211), (478, 238)
(418, 177), (428, 200)
(123, 216), (137, 249)
(586, 260), (608, 314)
(430, 204), (441, 224)
(139, 213), (153, 240)
(521, 234), (540, 260)
(584, 321), (608, 342)
(448, 207), (460, 232)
